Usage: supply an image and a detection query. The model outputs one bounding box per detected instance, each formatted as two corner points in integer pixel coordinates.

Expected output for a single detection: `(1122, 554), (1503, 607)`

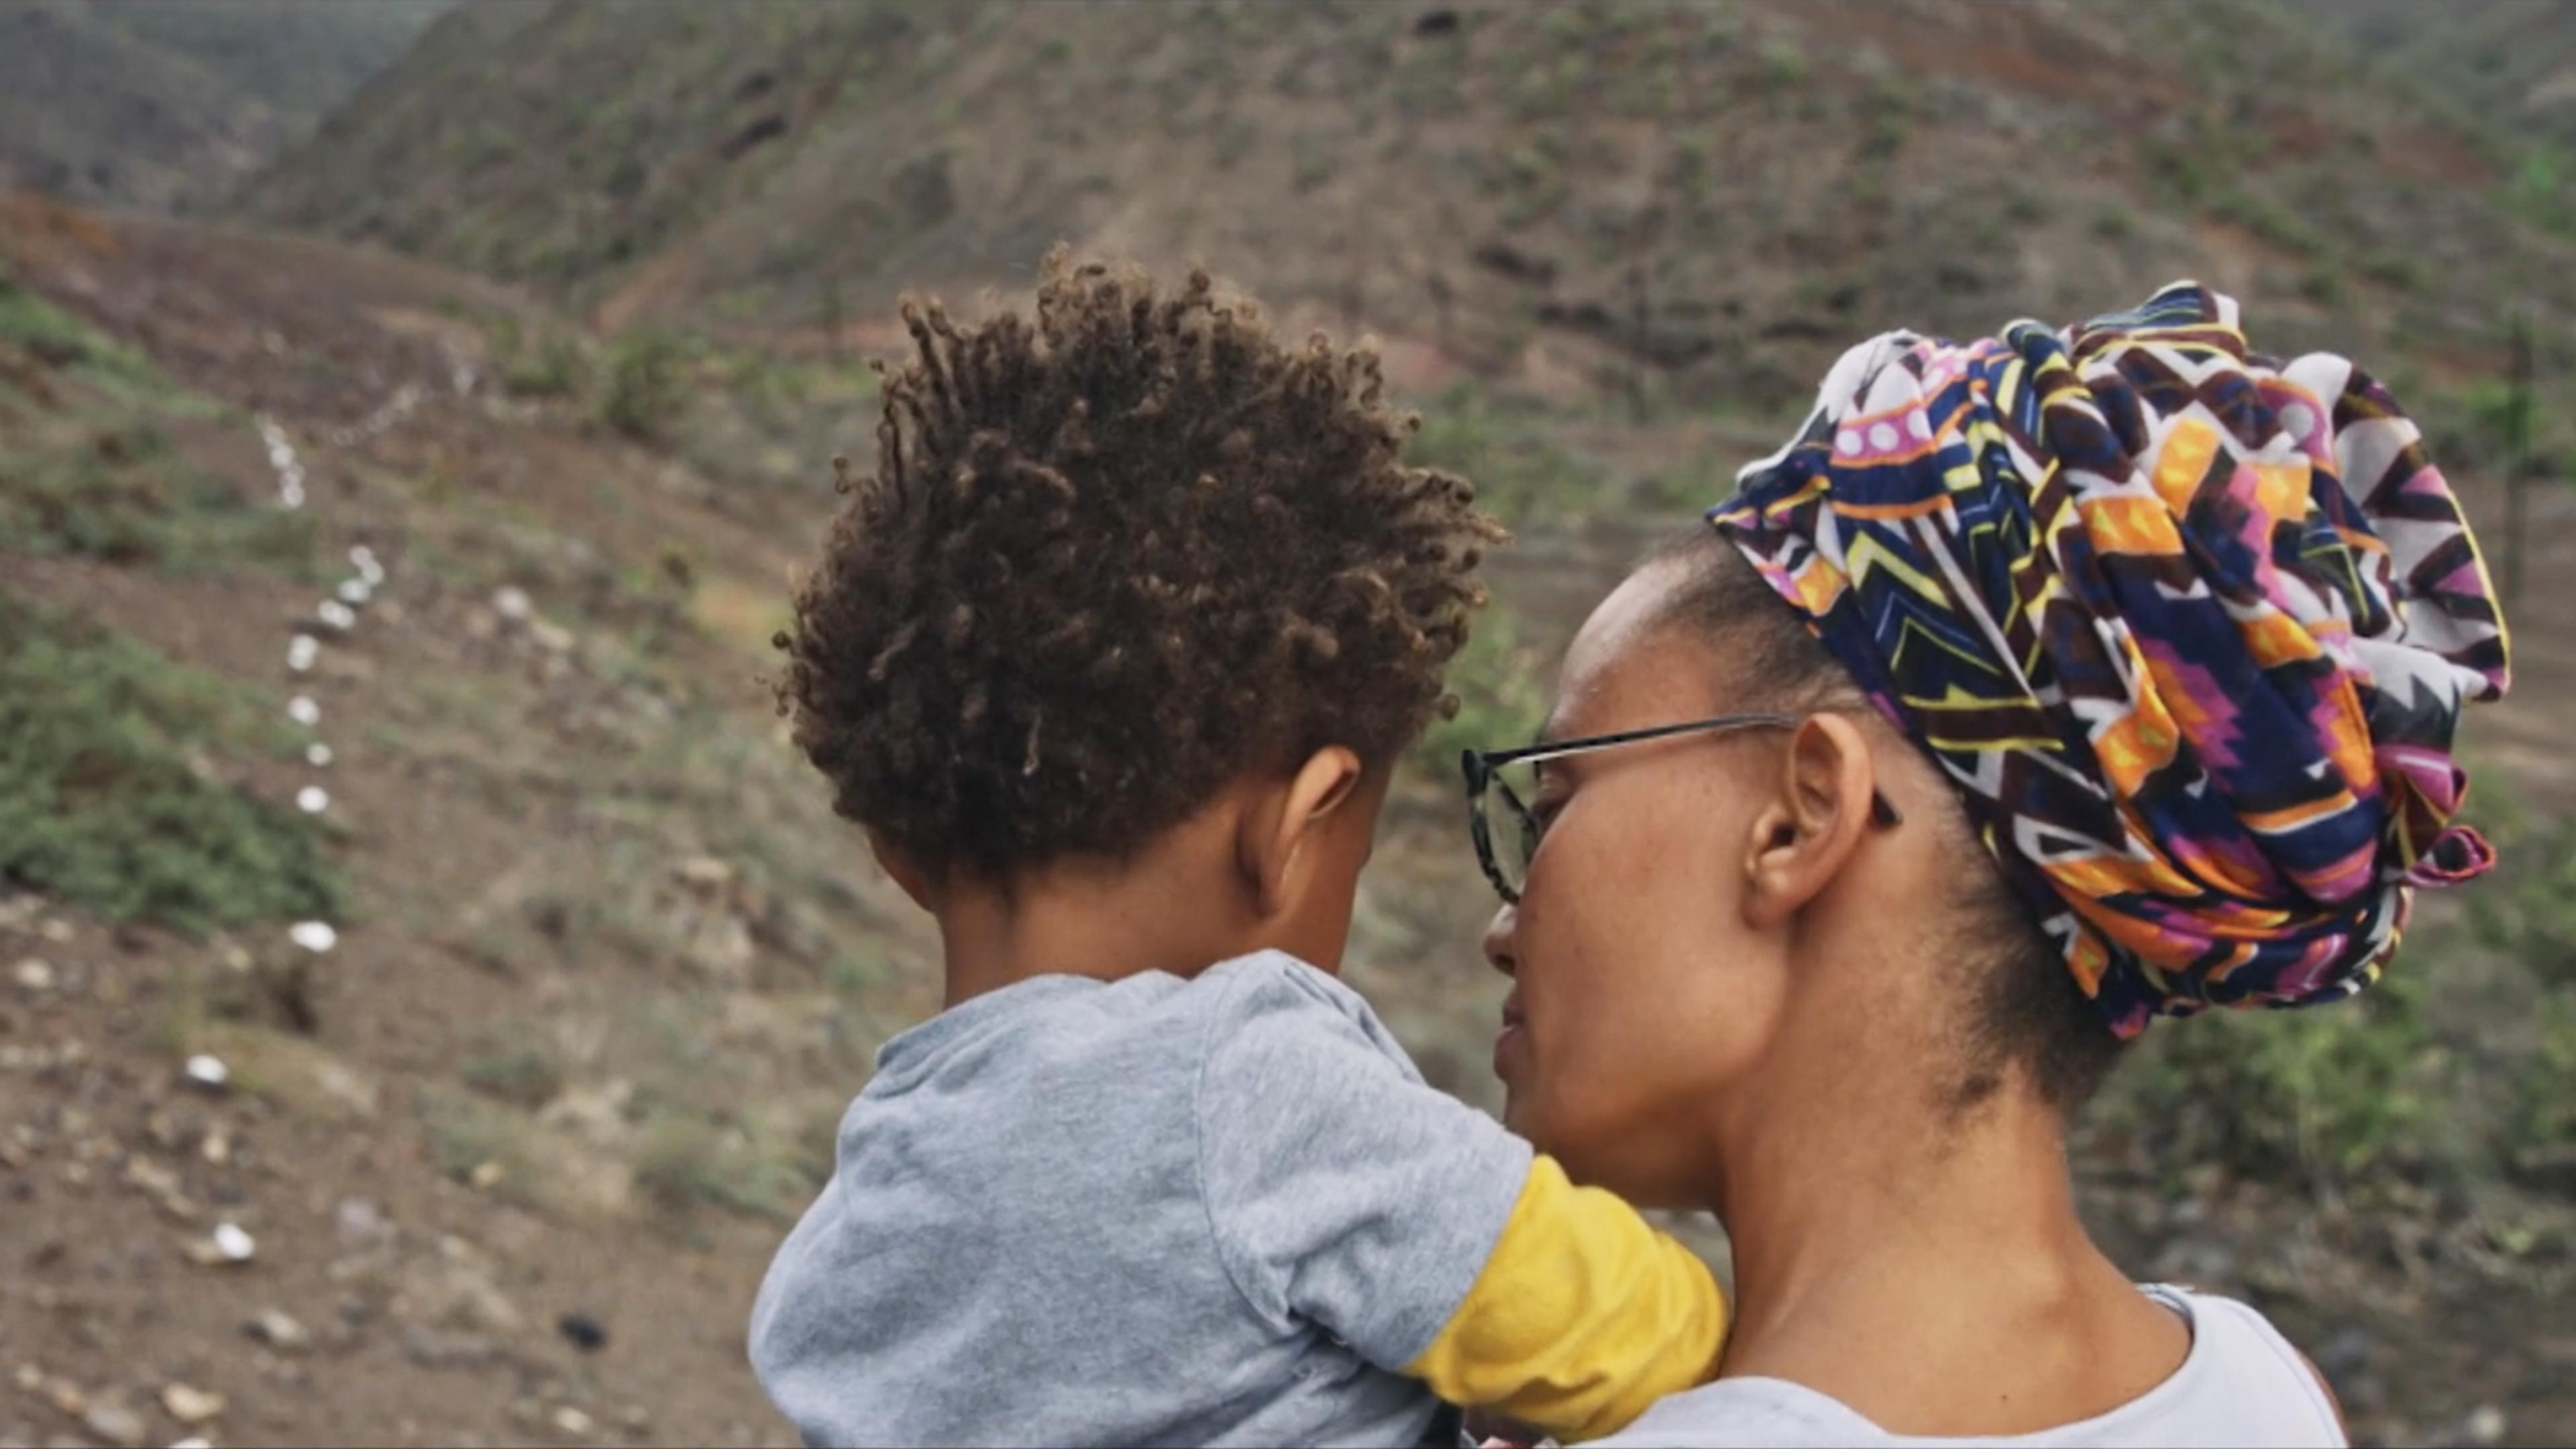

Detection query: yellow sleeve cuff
(1402, 1154), (1727, 1441)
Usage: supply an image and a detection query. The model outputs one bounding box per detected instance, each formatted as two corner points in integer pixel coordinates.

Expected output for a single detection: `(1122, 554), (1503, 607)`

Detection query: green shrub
(2472, 814), (2576, 1163)
(0, 280), (163, 400)
(417, 1085), (541, 1200)
(632, 1110), (808, 1221)
(599, 329), (689, 441)
(2469, 811), (2576, 989)
(2514, 997), (2576, 1157)
(1758, 38), (1809, 89)
(460, 1024), (568, 1110)
(0, 419), (313, 576)
(2096, 800), (2576, 1189)
(1412, 605), (1550, 777)
(1407, 384), (1595, 525)
(489, 317), (589, 399)
(0, 594), (339, 934)
(2098, 965), (2447, 1183)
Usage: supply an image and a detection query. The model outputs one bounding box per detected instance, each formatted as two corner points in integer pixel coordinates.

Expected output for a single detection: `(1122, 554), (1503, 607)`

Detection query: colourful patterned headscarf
(1713, 282), (2512, 1036)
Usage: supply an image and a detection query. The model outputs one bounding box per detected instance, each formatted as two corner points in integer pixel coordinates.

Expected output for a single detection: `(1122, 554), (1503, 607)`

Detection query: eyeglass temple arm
(1472, 715), (1904, 828)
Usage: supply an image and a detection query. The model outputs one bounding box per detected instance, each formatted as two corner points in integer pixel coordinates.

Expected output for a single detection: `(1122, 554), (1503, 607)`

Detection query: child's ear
(1238, 745), (1364, 917)
(865, 826), (940, 914)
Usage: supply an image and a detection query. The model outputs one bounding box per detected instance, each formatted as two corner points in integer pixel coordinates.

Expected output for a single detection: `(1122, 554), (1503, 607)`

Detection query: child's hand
(1465, 1408), (1552, 1448)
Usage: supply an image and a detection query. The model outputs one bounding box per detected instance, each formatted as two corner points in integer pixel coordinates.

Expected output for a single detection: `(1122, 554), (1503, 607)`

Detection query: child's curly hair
(773, 249), (1506, 876)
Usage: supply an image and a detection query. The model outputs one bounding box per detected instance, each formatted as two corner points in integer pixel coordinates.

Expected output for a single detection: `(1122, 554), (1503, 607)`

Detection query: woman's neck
(1711, 1087), (2188, 1436)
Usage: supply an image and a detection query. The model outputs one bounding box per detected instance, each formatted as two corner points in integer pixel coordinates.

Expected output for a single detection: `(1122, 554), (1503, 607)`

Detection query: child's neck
(930, 834), (1252, 1010)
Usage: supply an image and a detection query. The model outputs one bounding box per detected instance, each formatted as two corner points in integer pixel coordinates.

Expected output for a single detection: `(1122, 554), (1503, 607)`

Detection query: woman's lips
(1493, 994), (1529, 1080)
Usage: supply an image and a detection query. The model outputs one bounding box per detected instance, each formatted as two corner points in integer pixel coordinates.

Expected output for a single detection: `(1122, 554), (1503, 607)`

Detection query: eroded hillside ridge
(240, 0), (2575, 416)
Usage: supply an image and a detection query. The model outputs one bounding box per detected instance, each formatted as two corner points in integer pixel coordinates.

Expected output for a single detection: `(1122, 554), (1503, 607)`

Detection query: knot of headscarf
(1713, 282), (2512, 1036)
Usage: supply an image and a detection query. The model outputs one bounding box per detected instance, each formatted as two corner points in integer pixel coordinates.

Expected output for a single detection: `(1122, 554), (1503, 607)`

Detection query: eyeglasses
(1460, 712), (1904, 905)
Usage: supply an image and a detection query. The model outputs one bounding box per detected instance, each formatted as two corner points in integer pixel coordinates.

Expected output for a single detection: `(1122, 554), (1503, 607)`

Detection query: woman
(1464, 283), (2510, 1446)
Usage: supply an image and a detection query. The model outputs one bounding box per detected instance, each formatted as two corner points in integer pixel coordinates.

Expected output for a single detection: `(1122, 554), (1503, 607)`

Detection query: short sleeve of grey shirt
(748, 951), (1533, 1448)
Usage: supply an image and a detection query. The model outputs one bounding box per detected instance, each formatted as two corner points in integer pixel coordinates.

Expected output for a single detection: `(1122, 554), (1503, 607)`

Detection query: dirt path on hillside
(3, 200), (845, 1449)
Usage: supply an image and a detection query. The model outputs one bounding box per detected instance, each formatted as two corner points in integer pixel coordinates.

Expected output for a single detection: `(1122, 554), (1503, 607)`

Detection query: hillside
(0, 0), (447, 214)
(9, 2), (2576, 1444)
(2289, 0), (2576, 150)
(3, 184), (2573, 1448)
(240, 0), (2576, 417)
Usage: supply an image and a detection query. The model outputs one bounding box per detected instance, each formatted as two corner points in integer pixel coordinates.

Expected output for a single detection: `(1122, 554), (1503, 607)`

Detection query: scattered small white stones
(173, 1438), (213, 1449)
(492, 586), (532, 621)
(182, 1055), (230, 1091)
(262, 394), (425, 1029)
(246, 1307), (313, 1352)
(188, 1221), (257, 1267)
(82, 1402), (146, 1449)
(160, 1383), (225, 1426)
(551, 1406), (596, 1439)
(257, 415), (307, 511)
(355, 383), (425, 437)
(11, 957), (54, 992)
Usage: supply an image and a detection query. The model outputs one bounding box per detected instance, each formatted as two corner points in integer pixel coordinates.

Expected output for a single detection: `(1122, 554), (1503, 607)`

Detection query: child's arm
(1402, 1154), (1725, 1442)
(1196, 958), (1725, 1443)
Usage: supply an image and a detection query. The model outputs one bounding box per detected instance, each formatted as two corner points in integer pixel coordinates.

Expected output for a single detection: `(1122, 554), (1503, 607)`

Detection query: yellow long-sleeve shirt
(1407, 1154), (1729, 1442)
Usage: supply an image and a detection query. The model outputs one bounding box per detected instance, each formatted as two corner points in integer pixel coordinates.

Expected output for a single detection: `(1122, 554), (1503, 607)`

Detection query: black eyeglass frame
(1460, 712), (1905, 906)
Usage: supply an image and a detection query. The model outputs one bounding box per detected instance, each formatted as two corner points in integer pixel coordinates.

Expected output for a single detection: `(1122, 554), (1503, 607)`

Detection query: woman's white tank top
(1582, 1285), (2346, 1448)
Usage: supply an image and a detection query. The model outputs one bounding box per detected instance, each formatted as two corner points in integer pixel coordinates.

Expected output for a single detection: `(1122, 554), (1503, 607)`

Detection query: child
(750, 252), (1723, 1448)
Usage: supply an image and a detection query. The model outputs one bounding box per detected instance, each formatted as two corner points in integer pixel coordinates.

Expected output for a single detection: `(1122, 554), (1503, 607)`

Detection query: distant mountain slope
(0, 0), (447, 214)
(239, 0), (2576, 410)
(2288, 0), (2576, 148)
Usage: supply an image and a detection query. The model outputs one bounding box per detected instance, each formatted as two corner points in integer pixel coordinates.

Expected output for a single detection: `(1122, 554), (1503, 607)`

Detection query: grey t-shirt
(748, 951), (1532, 1448)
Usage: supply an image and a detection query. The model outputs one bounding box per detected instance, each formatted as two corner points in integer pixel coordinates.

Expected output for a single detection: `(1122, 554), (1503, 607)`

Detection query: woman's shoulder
(1580, 1284), (2345, 1448)
(1576, 1375), (1883, 1448)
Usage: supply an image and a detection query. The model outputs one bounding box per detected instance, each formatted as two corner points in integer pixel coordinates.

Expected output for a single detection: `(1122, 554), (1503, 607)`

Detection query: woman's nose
(1482, 904), (1518, 979)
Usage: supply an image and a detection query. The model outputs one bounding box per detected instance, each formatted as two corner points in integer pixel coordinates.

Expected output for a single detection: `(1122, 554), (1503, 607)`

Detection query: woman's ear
(1237, 745), (1365, 917)
(1741, 715), (1876, 930)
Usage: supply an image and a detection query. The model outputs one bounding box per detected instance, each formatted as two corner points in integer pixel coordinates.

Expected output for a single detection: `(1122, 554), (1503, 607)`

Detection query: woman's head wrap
(1714, 282), (2511, 1037)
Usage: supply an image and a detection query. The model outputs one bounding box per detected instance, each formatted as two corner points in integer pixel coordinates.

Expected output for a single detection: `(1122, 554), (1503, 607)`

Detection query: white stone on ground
(211, 1222), (255, 1263)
